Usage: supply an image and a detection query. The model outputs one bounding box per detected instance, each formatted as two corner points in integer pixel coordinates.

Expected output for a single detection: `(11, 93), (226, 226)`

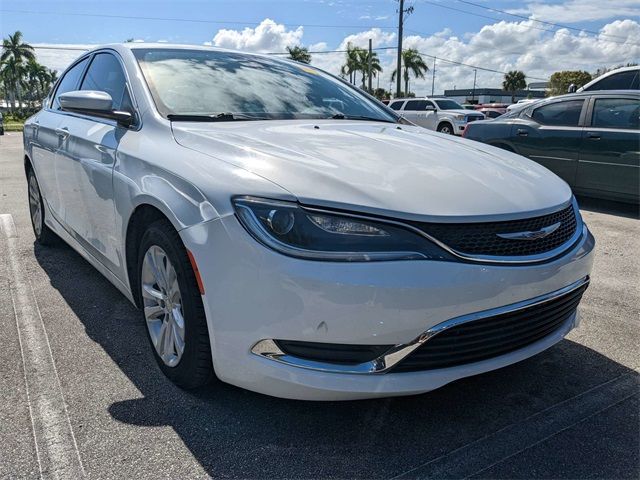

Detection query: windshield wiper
(167, 112), (269, 122)
(329, 113), (396, 123)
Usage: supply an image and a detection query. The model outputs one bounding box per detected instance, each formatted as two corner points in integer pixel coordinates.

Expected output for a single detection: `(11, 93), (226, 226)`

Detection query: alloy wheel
(141, 245), (186, 367)
(28, 174), (42, 237)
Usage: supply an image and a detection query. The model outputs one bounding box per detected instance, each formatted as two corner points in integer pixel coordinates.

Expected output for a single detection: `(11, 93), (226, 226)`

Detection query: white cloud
(32, 44), (94, 72)
(31, 17), (640, 97)
(510, 0), (640, 23)
(212, 18), (303, 53)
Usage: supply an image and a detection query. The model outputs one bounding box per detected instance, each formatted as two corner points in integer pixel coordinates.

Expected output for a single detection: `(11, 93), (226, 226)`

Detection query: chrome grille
(414, 204), (577, 258)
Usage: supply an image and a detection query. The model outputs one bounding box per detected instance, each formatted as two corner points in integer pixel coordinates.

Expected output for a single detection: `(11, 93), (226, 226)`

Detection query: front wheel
(437, 123), (454, 135)
(138, 219), (213, 389)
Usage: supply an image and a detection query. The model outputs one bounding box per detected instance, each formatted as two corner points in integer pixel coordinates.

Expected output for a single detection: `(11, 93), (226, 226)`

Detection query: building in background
(443, 88), (546, 105)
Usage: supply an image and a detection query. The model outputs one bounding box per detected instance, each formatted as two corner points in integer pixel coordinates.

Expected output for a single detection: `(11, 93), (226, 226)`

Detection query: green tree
(391, 49), (428, 97)
(340, 43), (361, 84)
(502, 70), (527, 102)
(286, 45), (311, 64)
(1, 31), (35, 111)
(356, 48), (382, 90)
(547, 70), (592, 96)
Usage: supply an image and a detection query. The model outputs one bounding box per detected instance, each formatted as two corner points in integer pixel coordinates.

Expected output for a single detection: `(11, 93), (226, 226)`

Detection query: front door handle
(587, 131), (601, 140)
(516, 129), (528, 137)
(54, 127), (69, 139)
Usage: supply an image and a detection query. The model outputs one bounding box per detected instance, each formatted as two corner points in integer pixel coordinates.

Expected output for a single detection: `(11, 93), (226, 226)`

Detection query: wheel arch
(437, 120), (454, 131)
(124, 202), (178, 308)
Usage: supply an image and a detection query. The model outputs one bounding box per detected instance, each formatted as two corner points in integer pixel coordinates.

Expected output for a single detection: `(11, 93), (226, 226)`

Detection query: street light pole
(471, 69), (477, 103)
(396, 0), (404, 98)
(431, 57), (436, 96)
(368, 38), (373, 93)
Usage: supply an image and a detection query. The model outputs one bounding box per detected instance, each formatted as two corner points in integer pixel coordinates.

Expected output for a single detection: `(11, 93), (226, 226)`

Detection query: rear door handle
(54, 127), (69, 139)
(587, 131), (601, 140)
(516, 129), (528, 137)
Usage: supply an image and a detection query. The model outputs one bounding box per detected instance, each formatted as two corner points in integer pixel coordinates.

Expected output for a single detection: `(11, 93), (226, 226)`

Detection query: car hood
(446, 109), (482, 117)
(172, 120), (572, 222)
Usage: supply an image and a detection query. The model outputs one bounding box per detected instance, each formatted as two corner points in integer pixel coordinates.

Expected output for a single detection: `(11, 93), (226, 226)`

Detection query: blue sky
(2, 0), (632, 46)
(1, 0), (639, 94)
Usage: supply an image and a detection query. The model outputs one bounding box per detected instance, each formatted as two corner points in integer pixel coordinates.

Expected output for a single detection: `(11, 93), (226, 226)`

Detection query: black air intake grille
(392, 282), (588, 373)
(415, 204), (577, 258)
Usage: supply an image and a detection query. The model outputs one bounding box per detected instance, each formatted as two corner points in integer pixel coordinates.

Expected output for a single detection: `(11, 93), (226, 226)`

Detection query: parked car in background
(464, 91), (640, 204)
(23, 44), (594, 400)
(388, 97), (485, 134)
(475, 103), (508, 114)
(574, 65), (639, 92)
(477, 108), (504, 119)
(506, 98), (538, 112)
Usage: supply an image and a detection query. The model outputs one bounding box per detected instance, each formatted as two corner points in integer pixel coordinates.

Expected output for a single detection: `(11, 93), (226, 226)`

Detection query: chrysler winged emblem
(497, 222), (561, 241)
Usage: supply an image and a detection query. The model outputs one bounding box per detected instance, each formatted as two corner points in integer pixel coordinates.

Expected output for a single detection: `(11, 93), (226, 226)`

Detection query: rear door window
(585, 70), (639, 91)
(404, 100), (428, 111)
(592, 98), (640, 130)
(389, 101), (405, 111)
(52, 57), (90, 110)
(531, 100), (585, 126)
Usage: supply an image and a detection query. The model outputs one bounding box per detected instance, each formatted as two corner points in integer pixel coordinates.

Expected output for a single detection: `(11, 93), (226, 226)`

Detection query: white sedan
(23, 44), (594, 400)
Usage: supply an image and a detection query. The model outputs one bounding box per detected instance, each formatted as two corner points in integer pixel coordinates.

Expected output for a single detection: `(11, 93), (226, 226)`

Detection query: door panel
(576, 97), (640, 202)
(509, 99), (586, 186)
(510, 122), (583, 185)
(54, 52), (133, 271)
(29, 111), (64, 219)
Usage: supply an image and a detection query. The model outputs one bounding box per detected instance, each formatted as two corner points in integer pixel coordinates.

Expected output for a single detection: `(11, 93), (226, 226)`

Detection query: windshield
(133, 48), (396, 122)
(434, 99), (464, 110)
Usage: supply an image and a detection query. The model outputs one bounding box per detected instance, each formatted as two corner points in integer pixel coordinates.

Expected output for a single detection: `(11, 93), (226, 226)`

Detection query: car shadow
(576, 195), (639, 219)
(34, 241), (639, 479)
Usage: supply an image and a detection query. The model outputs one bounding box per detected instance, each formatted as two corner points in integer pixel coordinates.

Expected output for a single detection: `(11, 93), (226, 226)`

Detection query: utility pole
(368, 38), (373, 93)
(472, 69), (477, 103)
(431, 57), (436, 96)
(395, 0), (414, 98)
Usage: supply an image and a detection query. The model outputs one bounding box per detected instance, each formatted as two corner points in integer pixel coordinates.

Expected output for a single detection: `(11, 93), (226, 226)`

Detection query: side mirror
(425, 106), (435, 111)
(567, 84), (577, 93)
(59, 90), (133, 127)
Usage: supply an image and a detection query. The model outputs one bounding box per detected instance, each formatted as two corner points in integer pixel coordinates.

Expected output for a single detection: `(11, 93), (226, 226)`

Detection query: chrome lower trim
(251, 276), (590, 375)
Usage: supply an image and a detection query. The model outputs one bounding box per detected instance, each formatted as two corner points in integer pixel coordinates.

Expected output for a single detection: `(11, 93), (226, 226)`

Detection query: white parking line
(1, 214), (85, 479)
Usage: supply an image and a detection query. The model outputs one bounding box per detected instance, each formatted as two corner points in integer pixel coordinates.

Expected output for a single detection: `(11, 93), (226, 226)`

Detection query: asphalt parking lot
(0, 131), (638, 479)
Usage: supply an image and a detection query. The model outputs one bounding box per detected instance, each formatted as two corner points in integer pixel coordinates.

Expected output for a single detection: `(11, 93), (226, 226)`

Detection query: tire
(437, 123), (454, 135)
(27, 169), (58, 245)
(137, 219), (213, 389)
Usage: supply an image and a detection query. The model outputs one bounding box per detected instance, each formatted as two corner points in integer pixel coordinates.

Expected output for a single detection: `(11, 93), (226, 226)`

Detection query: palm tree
(1, 31), (35, 64)
(391, 49), (428, 97)
(286, 46), (311, 64)
(356, 49), (382, 90)
(0, 57), (22, 109)
(1, 31), (35, 111)
(340, 44), (361, 84)
(503, 70), (527, 102)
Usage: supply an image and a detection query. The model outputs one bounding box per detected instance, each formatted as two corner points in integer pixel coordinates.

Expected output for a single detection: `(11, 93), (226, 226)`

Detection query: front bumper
(181, 215), (595, 400)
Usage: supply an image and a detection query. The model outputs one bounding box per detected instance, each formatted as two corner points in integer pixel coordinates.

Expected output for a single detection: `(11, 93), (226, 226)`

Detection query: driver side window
(52, 57), (90, 110)
(80, 53), (132, 112)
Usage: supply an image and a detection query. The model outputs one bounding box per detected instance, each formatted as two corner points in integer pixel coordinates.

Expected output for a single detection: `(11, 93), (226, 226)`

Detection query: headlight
(233, 197), (452, 262)
(454, 114), (465, 121)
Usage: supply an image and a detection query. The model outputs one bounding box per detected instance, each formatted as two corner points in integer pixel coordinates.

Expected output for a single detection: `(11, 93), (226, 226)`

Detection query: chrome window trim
(251, 276), (590, 375)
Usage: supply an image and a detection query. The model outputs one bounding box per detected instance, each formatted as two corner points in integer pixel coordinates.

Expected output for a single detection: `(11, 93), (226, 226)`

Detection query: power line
(0, 9), (397, 30)
(455, 0), (634, 42)
(414, 51), (548, 81)
(27, 43), (548, 81)
(405, 28), (635, 67)
(417, 0), (640, 47)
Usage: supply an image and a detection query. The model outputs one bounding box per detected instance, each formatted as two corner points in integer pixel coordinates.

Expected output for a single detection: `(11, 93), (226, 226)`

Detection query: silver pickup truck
(388, 97), (485, 135)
